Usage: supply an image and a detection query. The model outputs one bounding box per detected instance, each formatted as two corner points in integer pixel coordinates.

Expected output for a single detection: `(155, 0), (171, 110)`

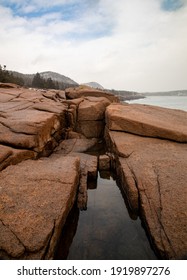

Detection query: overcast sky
(0, 0), (187, 92)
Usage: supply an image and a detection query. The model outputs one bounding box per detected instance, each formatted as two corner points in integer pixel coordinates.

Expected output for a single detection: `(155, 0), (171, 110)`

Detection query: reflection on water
(55, 173), (157, 260)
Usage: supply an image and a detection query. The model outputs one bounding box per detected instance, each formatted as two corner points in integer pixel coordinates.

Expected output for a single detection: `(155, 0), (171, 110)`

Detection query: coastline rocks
(106, 103), (187, 142)
(78, 97), (111, 121)
(105, 106), (187, 259)
(76, 97), (111, 138)
(65, 86), (119, 103)
(0, 87), (67, 166)
(0, 109), (61, 151)
(64, 95), (112, 138)
(1, 82), (186, 260)
(0, 156), (80, 259)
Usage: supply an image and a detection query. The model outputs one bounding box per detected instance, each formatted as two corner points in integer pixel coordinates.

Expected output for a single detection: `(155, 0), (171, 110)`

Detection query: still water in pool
(55, 172), (157, 260)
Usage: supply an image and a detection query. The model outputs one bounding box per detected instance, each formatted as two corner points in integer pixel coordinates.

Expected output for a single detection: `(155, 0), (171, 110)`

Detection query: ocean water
(128, 96), (187, 111)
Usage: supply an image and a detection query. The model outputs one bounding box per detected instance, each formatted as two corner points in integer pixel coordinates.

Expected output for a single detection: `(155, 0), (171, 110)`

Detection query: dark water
(55, 173), (157, 260)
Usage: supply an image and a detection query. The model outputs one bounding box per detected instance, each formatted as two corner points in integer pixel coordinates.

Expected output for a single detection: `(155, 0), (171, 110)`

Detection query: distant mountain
(83, 82), (104, 89)
(143, 90), (187, 96)
(40, 71), (78, 86)
(10, 71), (33, 86)
(10, 70), (78, 89)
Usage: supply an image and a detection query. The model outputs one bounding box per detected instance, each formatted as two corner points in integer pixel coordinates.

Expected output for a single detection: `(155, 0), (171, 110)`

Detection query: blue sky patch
(1, 0), (96, 21)
(0, 0), (114, 41)
(161, 0), (184, 11)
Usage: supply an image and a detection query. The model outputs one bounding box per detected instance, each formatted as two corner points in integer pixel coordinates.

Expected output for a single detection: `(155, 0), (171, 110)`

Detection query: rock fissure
(123, 160), (140, 211)
(0, 152), (12, 165)
(43, 220), (56, 260)
(7, 103), (33, 112)
(153, 168), (176, 258)
(0, 141), (34, 151)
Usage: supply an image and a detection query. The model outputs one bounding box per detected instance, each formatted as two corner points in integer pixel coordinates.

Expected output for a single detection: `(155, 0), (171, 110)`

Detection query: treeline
(32, 72), (59, 89)
(31, 73), (77, 90)
(0, 65), (24, 85)
(0, 65), (75, 90)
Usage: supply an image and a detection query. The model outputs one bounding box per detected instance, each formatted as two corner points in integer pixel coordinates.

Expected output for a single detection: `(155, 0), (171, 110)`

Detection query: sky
(0, 0), (187, 92)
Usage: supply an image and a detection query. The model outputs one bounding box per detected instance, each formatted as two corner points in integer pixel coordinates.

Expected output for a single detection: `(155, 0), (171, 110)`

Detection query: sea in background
(127, 96), (187, 111)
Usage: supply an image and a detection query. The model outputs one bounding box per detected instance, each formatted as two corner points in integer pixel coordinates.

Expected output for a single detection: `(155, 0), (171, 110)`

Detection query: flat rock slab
(65, 86), (119, 103)
(106, 130), (187, 259)
(0, 156), (80, 259)
(106, 103), (187, 142)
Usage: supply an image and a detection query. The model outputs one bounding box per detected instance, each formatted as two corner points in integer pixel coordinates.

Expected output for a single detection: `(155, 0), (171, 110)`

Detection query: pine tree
(46, 77), (55, 89)
(32, 73), (45, 88)
(0, 64), (24, 85)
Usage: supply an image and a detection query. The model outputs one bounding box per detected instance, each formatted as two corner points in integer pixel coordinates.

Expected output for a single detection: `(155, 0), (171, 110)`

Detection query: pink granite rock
(105, 128), (187, 259)
(65, 86), (119, 103)
(0, 156), (80, 259)
(106, 103), (187, 142)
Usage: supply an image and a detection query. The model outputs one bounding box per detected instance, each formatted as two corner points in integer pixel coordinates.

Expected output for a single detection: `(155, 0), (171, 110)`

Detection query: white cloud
(0, 0), (187, 91)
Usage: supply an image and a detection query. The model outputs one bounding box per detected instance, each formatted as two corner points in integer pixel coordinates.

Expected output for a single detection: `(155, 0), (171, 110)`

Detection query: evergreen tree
(0, 64), (9, 82)
(32, 73), (60, 89)
(32, 73), (45, 88)
(55, 81), (59, 89)
(46, 77), (55, 89)
(0, 64), (24, 85)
